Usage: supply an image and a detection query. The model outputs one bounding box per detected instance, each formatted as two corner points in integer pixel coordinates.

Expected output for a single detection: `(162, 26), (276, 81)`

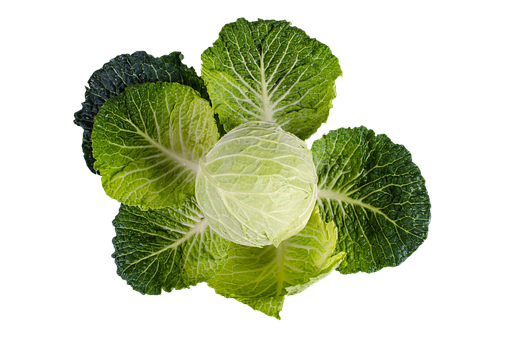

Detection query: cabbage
(77, 18), (430, 319)
(196, 121), (317, 247)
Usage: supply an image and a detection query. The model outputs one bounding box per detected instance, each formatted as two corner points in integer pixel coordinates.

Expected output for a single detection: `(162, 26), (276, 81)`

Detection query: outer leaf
(74, 51), (209, 174)
(201, 18), (342, 140)
(235, 296), (285, 320)
(208, 206), (345, 318)
(313, 126), (431, 274)
(112, 198), (232, 295)
(92, 82), (218, 209)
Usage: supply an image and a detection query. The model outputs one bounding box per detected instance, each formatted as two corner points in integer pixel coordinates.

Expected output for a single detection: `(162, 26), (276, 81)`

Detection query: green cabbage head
(196, 121), (317, 247)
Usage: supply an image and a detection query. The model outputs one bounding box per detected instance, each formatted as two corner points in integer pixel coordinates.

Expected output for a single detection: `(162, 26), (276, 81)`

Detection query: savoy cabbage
(74, 18), (430, 319)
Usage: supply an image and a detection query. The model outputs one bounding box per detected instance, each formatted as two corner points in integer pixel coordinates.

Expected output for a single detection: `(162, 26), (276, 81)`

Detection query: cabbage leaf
(312, 127), (430, 274)
(196, 121), (317, 247)
(208, 206), (345, 319)
(74, 18), (431, 319)
(112, 198), (232, 294)
(201, 18), (342, 140)
(74, 51), (208, 174)
(92, 82), (218, 209)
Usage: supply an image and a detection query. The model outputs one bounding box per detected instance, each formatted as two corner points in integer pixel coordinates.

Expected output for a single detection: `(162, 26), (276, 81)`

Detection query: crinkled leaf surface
(236, 296), (285, 320)
(196, 121), (317, 247)
(313, 126), (431, 274)
(208, 206), (345, 318)
(92, 82), (218, 209)
(112, 198), (232, 295)
(74, 51), (209, 174)
(201, 18), (342, 140)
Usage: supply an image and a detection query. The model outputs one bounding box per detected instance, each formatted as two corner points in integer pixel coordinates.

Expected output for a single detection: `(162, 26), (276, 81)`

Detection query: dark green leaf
(74, 51), (209, 174)
(313, 126), (430, 274)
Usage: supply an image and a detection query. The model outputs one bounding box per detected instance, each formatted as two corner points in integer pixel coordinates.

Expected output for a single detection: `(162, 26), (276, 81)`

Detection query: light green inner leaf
(196, 121), (317, 248)
(207, 206), (345, 318)
(92, 82), (219, 209)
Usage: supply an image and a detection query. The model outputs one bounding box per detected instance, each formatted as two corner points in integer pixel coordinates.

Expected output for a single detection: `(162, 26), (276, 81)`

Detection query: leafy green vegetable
(112, 198), (232, 294)
(313, 126), (430, 273)
(196, 121), (317, 247)
(92, 82), (218, 209)
(76, 17), (430, 319)
(208, 206), (345, 319)
(74, 51), (208, 174)
(202, 18), (342, 140)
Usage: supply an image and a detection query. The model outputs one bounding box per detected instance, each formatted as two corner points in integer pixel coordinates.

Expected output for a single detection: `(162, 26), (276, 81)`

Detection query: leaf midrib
(259, 56), (273, 122)
(134, 125), (199, 173)
(120, 218), (208, 273)
(317, 189), (424, 240)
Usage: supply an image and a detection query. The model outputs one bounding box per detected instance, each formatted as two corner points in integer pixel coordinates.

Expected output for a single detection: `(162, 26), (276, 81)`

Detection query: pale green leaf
(312, 126), (431, 274)
(112, 198), (232, 294)
(201, 18), (342, 140)
(73, 51), (209, 174)
(196, 121), (317, 247)
(92, 82), (218, 209)
(208, 206), (345, 318)
(234, 296), (285, 320)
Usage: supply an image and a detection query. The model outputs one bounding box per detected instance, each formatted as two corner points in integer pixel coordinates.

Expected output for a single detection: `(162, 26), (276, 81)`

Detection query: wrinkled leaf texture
(74, 51), (209, 174)
(208, 206), (345, 319)
(202, 18), (342, 140)
(112, 198), (232, 294)
(92, 82), (218, 210)
(313, 126), (430, 274)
